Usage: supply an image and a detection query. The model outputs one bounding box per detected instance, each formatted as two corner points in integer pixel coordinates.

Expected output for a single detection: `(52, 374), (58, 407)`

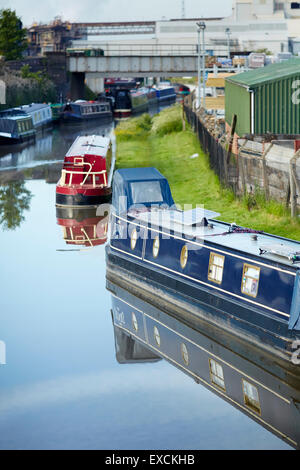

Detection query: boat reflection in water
(107, 279), (300, 449)
(56, 204), (110, 248)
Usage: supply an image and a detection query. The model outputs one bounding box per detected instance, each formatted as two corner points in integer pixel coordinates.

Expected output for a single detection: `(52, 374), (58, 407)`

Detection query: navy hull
(106, 243), (297, 361)
(107, 167), (300, 362)
(107, 280), (300, 449)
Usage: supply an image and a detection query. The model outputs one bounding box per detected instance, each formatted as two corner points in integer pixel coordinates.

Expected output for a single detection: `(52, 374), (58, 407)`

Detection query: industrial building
(225, 58), (300, 136)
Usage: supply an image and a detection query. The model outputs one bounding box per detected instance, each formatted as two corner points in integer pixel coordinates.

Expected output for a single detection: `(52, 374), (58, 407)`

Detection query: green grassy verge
(115, 105), (300, 241)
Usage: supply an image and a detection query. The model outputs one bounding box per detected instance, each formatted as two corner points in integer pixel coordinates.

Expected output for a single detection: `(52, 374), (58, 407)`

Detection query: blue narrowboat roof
(19, 103), (50, 113)
(115, 167), (167, 182)
(0, 103), (50, 117)
(0, 114), (30, 121)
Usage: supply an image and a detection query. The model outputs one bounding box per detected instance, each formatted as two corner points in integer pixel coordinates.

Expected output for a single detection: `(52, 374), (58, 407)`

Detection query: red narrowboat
(56, 133), (116, 207)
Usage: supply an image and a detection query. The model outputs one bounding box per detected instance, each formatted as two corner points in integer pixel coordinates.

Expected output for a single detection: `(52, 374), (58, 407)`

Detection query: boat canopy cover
(112, 167), (175, 214)
(289, 270), (300, 331)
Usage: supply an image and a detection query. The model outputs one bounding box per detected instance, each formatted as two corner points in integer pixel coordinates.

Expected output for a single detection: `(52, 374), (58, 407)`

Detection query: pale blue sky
(2, 0), (233, 26)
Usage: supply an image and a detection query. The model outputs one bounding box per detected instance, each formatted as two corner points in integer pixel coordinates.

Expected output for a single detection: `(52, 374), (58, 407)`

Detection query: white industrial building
(72, 0), (300, 60)
(154, 0), (300, 54)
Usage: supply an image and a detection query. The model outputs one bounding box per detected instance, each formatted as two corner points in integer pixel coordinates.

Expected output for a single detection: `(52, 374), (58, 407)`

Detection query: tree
(0, 181), (32, 230)
(0, 9), (27, 60)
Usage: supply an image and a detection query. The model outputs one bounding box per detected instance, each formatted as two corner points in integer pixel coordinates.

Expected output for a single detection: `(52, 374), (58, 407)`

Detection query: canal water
(0, 121), (292, 450)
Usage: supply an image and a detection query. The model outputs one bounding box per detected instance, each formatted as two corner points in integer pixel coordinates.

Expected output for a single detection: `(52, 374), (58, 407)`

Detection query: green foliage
(0, 9), (27, 60)
(21, 65), (46, 85)
(151, 105), (183, 136)
(137, 113), (152, 132)
(254, 48), (272, 56)
(84, 84), (97, 101)
(115, 104), (300, 240)
(0, 65), (57, 110)
(115, 105), (183, 140)
(0, 181), (32, 230)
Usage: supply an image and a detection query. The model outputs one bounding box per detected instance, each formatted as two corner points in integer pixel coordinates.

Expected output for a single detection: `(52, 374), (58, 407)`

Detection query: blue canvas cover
(112, 167), (175, 215)
(289, 270), (300, 331)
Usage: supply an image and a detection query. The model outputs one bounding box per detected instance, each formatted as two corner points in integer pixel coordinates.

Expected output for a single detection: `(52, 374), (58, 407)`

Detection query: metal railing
(69, 43), (240, 57)
(60, 169), (107, 188)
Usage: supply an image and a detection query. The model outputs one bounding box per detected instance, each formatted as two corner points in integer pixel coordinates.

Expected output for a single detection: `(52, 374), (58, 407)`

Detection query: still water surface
(0, 121), (291, 450)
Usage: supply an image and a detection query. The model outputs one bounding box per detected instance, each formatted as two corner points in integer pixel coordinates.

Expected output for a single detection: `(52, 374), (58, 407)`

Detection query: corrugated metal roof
(226, 58), (300, 88)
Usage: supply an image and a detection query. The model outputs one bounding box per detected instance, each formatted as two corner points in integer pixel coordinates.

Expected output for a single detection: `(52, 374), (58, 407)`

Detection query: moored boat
(172, 82), (191, 97)
(106, 167), (300, 360)
(153, 84), (177, 104)
(60, 100), (113, 123)
(0, 112), (36, 144)
(113, 87), (158, 119)
(56, 132), (116, 207)
(50, 103), (64, 124)
(18, 103), (53, 129)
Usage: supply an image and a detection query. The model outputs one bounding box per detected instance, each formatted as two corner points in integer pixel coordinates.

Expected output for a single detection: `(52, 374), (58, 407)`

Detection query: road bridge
(67, 43), (244, 99)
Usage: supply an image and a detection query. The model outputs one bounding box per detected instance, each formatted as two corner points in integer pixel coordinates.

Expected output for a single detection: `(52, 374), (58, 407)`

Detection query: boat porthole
(181, 343), (189, 366)
(130, 228), (138, 250)
(180, 245), (188, 269)
(152, 236), (160, 258)
(132, 312), (138, 332)
(154, 326), (161, 347)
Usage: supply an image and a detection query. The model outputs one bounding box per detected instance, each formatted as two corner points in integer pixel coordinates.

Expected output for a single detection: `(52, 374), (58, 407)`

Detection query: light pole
(225, 27), (231, 60)
(197, 24), (201, 109)
(197, 21), (206, 110)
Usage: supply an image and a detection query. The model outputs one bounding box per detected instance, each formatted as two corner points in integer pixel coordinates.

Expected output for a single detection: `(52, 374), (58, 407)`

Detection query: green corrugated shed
(225, 58), (300, 136)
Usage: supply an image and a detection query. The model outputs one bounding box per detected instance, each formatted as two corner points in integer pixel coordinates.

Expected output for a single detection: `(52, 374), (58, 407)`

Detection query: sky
(2, 0), (233, 27)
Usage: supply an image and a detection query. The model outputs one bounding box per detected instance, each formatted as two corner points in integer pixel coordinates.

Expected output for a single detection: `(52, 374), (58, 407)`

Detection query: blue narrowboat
(0, 113), (36, 144)
(60, 100), (113, 123)
(154, 84), (177, 104)
(106, 168), (300, 360)
(17, 103), (53, 129)
(107, 281), (300, 449)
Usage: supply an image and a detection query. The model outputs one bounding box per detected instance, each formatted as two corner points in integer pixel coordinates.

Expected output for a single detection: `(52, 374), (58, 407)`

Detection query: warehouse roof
(226, 58), (300, 88)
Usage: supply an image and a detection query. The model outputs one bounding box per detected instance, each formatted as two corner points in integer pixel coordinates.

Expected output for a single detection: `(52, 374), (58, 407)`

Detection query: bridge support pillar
(70, 72), (85, 100)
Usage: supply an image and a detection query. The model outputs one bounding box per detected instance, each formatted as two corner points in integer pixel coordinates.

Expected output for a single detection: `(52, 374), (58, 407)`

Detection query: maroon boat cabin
(56, 134), (115, 207)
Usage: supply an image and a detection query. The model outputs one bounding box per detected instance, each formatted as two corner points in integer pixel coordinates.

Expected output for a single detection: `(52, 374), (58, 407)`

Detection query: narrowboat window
(181, 343), (189, 366)
(208, 252), (225, 284)
(242, 379), (261, 415)
(130, 228), (138, 250)
(241, 264), (260, 298)
(153, 326), (161, 347)
(132, 312), (138, 332)
(130, 181), (163, 204)
(152, 236), (160, 258)
(180, 245), (188, 269)
(209, 359), (225, 391)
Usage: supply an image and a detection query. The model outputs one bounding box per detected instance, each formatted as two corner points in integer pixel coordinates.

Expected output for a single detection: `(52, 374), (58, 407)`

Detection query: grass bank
(115, 104), (300, 241)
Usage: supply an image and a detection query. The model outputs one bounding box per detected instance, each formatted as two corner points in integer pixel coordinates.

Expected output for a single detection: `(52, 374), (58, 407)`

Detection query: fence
(184, 100), (300, 216)
(184, 102), (239, 192)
